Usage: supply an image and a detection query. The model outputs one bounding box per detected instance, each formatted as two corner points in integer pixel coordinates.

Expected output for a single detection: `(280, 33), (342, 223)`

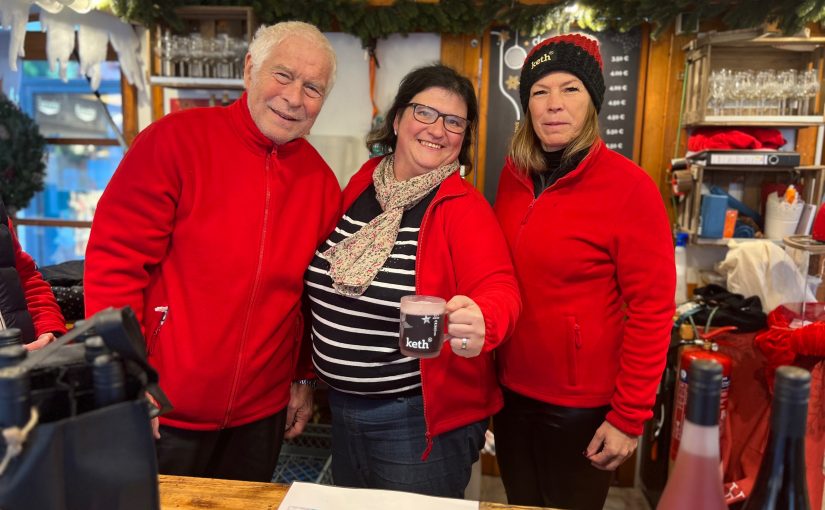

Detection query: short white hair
(247, 21), (337, 92)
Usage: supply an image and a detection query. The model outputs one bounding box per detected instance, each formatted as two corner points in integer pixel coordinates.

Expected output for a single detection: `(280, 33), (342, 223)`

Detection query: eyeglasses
(406, 103), (469, 134)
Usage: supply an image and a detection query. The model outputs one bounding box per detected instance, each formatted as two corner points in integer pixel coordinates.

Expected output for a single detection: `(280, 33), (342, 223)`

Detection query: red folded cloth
(688, 127), (786, 151)
(754, 305), (825, 389)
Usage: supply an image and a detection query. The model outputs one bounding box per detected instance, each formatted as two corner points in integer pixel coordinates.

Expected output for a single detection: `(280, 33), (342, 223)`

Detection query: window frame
(11, 26), (138, 234)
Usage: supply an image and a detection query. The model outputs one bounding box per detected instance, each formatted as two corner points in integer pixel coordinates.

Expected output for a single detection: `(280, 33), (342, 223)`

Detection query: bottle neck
(686, 378), (720, 427)
(772, 398), (807, 439)
(679, 419), (721, 458)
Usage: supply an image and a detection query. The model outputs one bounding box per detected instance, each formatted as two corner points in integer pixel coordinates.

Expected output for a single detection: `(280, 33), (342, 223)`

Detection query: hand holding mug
(399, 295), (447, 358)
(446, 295), (485, 358)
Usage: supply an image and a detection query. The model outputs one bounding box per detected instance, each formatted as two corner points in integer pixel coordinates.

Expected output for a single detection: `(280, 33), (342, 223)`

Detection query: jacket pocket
(147, 306), (168, 356)
(565, 315), (582, 386)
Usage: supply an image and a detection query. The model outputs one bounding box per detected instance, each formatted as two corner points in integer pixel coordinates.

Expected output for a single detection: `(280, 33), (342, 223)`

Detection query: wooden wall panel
(638, 25), (695, 221)
(121, 74), (138, 146)
(440, 32), (485, 191)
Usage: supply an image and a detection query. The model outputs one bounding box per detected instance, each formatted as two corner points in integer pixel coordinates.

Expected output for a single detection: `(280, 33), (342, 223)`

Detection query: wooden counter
(159, 474), (555, 510)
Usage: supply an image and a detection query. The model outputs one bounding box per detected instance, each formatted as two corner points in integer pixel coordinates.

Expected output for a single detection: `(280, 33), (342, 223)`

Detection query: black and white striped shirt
(305, 184), (436, 396)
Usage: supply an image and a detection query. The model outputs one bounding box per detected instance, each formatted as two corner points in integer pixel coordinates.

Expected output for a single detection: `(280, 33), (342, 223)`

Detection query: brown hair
(508, 101), (600, 175)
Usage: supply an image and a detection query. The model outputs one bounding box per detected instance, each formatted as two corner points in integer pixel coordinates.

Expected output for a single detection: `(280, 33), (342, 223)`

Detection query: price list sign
(482, 28), (642, 202)
(599, 31), (642, 156)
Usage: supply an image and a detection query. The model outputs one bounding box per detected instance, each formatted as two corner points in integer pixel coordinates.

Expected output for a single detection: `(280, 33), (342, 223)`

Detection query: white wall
(150, 32), (440, 188)
(311, 33), (440, 186)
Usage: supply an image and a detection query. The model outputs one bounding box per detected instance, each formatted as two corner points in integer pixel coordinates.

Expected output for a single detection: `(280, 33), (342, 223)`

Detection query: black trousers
(493, 388), (613, 510)
(155, 408), (287, 482)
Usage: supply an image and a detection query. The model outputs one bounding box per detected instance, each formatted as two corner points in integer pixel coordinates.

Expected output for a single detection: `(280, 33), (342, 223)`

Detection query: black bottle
(84, 336), (109, 364)
(92, 354), (126, 408)
(0, 366), (31, 428)
(0, 328), (22, 347)
(743, 366), (811, 510)
(0, 345), (27, 368)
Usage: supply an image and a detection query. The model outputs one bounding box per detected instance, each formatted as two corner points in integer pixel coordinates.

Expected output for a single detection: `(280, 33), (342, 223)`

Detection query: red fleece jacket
(343, 158), (521, 453)
(85, 94), (341, 430)
(494, 141), (674, 435)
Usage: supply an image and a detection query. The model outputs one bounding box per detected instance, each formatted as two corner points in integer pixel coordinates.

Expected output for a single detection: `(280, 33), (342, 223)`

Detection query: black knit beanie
(518, 33), (605, 113)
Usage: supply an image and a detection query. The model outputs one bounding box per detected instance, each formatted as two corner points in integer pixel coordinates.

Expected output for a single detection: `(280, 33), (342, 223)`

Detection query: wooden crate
(683, 30), (825, 126)
(174, 6), (256, 41)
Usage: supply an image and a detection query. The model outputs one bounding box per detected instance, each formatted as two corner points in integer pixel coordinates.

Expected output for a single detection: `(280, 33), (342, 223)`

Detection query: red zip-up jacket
(494, 141), (674, 435)
(85, 94), (342, 430)
(344, 158), (521, 456)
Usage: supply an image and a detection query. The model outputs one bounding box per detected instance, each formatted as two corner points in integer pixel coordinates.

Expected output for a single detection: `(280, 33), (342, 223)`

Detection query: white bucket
(764, 191), (804, 239)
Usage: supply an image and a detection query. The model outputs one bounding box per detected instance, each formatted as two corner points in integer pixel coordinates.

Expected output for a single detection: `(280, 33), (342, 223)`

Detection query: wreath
(0, 93), (46, 214)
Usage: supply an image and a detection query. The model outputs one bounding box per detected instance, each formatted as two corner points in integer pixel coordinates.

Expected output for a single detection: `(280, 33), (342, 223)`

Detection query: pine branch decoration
(109, 0), (825, 45)
(0, 93), (46, 213)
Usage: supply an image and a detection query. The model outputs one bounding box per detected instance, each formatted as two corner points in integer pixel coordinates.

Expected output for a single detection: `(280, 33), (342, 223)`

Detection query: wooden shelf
(693, 237), (783, 246)
(149, 76), (244, 90)
(686, 164), (824, 173)
(684, 115), (824, 128)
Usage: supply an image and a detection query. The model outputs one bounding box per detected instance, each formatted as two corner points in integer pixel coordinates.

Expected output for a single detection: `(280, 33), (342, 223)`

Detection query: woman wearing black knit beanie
(493, 33), (676, 509)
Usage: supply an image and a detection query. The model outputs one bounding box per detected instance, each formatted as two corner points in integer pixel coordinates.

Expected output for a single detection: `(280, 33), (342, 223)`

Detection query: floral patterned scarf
(325, 154), (458, 296)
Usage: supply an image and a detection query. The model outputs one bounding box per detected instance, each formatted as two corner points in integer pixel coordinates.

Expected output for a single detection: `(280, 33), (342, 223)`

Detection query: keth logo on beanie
(530, 50), (555, 70)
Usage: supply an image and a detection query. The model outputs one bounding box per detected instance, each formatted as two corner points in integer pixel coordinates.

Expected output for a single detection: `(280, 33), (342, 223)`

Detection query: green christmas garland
(0, 93), (46, 214)
(109, 0), (825, 43)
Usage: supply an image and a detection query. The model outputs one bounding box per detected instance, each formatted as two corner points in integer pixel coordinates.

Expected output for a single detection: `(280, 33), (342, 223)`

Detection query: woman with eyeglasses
(304, 64), (520, 498)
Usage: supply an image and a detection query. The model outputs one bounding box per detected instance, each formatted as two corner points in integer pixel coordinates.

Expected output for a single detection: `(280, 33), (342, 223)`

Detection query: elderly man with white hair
(84, 21), (341, 482)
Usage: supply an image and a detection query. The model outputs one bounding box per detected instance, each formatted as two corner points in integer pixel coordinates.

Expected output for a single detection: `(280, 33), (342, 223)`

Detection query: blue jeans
(327, 388), (487, 498)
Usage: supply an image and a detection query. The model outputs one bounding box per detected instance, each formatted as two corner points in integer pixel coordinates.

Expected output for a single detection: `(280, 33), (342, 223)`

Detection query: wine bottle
(657, 359), (727, 510)
(742, 366), (811, 510)
(0, 345), (27, 368)
(84, 335), (109, 364)
(0, 366), (31, 428)
(92, 354), (126, 408)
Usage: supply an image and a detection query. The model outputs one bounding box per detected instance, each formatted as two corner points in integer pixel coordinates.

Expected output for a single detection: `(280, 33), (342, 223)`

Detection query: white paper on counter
(278, 481), (479, 510)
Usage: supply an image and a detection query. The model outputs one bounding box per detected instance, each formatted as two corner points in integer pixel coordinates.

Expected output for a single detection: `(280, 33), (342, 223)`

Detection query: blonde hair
(508, 101), (600, 174)
(247, 21), (337, 92)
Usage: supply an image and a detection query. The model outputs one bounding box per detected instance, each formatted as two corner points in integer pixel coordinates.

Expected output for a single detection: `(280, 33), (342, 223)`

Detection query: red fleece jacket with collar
(343, 158), (521, 453)
(85, 93), (341, 430)
(494, 141), (674, 435)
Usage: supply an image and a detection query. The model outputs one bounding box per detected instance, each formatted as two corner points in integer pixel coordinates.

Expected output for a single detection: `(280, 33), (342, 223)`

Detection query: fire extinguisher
(669, 325), (735, 470)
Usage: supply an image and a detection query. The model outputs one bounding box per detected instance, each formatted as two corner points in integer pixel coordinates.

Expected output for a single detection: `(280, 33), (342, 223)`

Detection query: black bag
(0, 307), (171, 510)
(39, 260), (85, 322)
(692, 284), (768, 332)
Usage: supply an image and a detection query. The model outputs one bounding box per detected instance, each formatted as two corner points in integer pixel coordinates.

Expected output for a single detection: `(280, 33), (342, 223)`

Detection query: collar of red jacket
(508, 139), (604, 193)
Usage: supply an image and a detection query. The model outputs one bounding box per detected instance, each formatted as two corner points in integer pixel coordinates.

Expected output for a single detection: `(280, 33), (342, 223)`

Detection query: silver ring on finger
(460, 337), (468, 350)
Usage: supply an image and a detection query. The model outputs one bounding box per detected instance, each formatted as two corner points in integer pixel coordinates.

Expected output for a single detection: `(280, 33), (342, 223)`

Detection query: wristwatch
(294, 378), (318, 389)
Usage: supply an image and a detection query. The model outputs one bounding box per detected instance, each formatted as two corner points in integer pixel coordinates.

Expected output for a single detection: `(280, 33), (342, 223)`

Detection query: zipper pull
(421, 432), (434, 461)
(521, 200), (537, 225)
(152, 306), (169, 338)
(154, 306), (169, 326)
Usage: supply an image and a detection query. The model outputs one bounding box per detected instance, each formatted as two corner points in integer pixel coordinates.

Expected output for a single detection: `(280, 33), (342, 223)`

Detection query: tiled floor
(480, 475), (651, 510)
